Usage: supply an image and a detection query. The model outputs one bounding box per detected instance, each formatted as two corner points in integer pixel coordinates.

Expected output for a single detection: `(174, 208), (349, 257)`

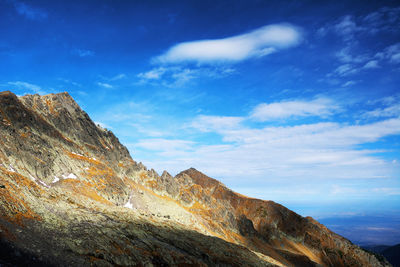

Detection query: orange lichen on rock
(65, 150), (103, 165)
(33, 156), (46, 165)
(0, 107), (12, 126)
(111, 241), (131, 255)
(85, 143), (98, 151)
(58, 179), (112, 205)
(45, 98), (58, 116)
(139, 171), (148, 180)
(0, 169), (42, 226)
(98, 138), (112, 150)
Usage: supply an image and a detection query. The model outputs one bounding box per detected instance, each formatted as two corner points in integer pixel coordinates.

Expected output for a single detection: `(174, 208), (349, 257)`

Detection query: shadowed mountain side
(0, 211), (278, 266)
(0, 91), (391, 266)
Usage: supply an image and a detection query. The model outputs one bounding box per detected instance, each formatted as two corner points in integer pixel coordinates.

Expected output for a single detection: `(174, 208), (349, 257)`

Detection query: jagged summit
(0, 91), (391, 266)
(179, 167), (224, 188)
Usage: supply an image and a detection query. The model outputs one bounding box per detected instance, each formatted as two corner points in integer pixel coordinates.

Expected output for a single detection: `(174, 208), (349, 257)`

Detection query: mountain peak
(0, 90), (390, 267)
(179, 167), (223, 188)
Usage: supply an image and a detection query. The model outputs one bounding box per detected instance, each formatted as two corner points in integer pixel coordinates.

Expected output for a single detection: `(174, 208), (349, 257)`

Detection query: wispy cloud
(57, 78), (82, 87)
(110, 73), (127, 81)
(136, 138), (195, 151)
(137, 66), (235, 87)
(362, 6), (400, 34)
(155, 24), (302, 64)
(376, 43), (400, 64)
(97, 82), (113, 88)
(72, 49), (95, 57)
(333, 64), (359, 76)
(140, 118), (400, 181)
(336, 47), (369, 64)
(371, 187), (400, 196)
(139, 24), (299, 87)
(10, 0), (47, 20)
(7, 81), (46, 94)
(249, 97), (339, 121)
(190, 115), (244, 132)
(320, 7), (400, 40)
(133, 96), (400, 183)
(364, 102), (400, 118)
(137, 67), (166, 80)
(318, 7), (400, 82)
(342, 80), (358, 87)
(333, 15), (362, 42)
(363, 60), (380, 69)
(94, 121), (110, 130)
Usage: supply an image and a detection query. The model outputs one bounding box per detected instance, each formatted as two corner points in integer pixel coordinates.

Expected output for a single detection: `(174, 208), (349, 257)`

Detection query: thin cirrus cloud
(10, 0), (48, 20)
(7, 81), (46, 94)
(72, 49), (95, 58)
(190, 115), (244, 132)
(136, 116), (400, 182)
(135, 138), (195, 151)
(129, 96), (399, 201)
(250, 97), (339, 122)
(97, 82), (113, 89)
(155, 24), (302, 64)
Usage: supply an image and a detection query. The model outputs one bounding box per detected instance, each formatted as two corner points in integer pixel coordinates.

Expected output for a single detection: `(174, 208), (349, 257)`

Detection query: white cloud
(11, 0), (47, 20)
(326, 8), (400, 40)
(375, 43), (400, 64)
(362, 7), (400, 34)
(137, 67), (196, 87)
(320, 9), (400, 80)
(7, 81), (46, 94)
(364, 103), (400, 118)
(386, 43), (400, 63)
(190, 115), (244, 132)
(72, 49), (95, 57)
(136, 138), (195, 151)
(137, 67), (166, 80)
(334, 15), (362, 41)
(334, 64), (359, 76)
(132, 97), (400, 184)
(110, 73), (127, 81)
(137, 66), (235, 87)
(372, 188), (400, 196)
(336, 47), (369, 64)
(342, 80), (358, 87)
(128, 123), (166, 137)
(94, 121), (110, 130)
(331, 185), (357, 195)
(249, 97), (338, 121)
(155, 24), (301, 64)
(58, 78), (82, 87)
(142, 118), (399, 181)
(97, 82), (113, 89)
(363, 60), (379, 69)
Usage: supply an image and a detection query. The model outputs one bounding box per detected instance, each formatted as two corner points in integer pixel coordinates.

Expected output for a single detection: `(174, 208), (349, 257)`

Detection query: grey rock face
(0, 91), (391, 267)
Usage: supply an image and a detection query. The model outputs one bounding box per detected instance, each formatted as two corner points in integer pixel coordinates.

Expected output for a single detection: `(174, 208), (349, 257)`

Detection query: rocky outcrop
(0, 91), (391, 266)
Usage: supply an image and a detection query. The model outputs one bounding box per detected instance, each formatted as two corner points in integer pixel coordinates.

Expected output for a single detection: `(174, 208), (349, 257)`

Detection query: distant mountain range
(363, 244), (400, 267)
(318, 215), (400, 247)
(0, 91), (392, 266)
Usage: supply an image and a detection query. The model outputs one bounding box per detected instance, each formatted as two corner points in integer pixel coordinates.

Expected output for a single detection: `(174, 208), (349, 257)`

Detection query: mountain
(363, 245), (391, 254)
(364, 244), (400, 267)
(0, 91), (391, 266)
(381, 244), (400, 267)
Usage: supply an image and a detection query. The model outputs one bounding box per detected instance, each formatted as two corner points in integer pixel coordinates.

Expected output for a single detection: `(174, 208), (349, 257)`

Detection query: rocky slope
(0, 91), (391, 266)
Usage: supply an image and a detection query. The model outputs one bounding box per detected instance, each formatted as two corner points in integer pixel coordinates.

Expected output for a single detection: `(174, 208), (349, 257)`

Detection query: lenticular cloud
(156, 24), (302, 64)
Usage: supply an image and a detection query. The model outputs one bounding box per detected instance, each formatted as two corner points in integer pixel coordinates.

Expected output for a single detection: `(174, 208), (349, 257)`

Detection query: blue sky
(1, 0), (400, 244)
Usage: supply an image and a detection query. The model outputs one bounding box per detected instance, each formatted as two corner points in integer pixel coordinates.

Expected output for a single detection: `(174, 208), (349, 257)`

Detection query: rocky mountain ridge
(0, 91), (391, 266)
